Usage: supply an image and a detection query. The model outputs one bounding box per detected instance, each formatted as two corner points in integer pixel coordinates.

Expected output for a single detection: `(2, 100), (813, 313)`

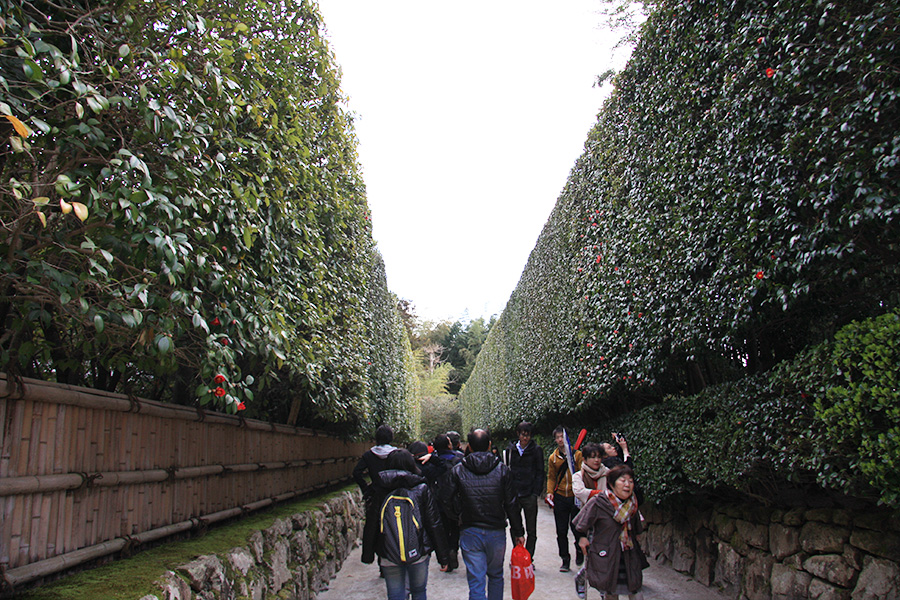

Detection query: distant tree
(396, 298), (418, 345)
(419, 395), (462, 444)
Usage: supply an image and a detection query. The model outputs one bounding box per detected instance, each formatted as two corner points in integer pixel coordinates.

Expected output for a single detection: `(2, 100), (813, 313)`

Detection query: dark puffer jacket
(371, 470), (451, 566)
(441, 452), (525, 536)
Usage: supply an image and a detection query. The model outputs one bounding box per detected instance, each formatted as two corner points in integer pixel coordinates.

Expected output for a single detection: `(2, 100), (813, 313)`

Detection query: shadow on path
(317, 501), (731, 599)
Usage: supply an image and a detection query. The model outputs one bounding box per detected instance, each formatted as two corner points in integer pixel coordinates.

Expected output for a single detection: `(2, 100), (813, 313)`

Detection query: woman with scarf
(572, 443), (610, 505)
(572, 464), (646, 600)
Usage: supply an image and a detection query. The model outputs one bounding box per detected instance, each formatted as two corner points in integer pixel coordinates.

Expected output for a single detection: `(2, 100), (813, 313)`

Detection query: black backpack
(379, 488), (425, 563)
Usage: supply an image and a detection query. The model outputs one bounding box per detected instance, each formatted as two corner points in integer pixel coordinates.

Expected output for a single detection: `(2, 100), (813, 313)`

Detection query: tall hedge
(0, 0), (417, 434)
(460, 0), (899, 433)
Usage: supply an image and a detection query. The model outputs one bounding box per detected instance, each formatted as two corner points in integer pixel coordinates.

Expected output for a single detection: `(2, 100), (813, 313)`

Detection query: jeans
(382, 556), (430, 600)
(511, 494), (539, 558)
(553, 493), (580, 560)
(459, 526), (507, 600)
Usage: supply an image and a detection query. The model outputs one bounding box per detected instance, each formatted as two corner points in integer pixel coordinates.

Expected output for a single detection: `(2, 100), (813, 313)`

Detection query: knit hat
(407, 441), (429, 457)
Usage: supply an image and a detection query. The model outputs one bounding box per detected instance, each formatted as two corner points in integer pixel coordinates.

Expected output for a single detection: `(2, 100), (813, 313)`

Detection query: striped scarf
(605, 489), (637, 550)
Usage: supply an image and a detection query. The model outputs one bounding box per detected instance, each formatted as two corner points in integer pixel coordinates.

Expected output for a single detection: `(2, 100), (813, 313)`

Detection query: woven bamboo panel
(0, 376), (369, 571)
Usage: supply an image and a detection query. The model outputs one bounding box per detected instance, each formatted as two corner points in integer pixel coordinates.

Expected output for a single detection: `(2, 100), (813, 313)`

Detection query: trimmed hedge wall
(461, 0), (899, 504)
(0, 0), (417, 435)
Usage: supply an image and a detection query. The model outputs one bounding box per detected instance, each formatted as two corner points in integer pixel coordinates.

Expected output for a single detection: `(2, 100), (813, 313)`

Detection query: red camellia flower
(757, 36), (764, 44)
(214, 387), (226, 397)
(211, 317), (220, 326)
(237, 402), (246, 411)
(766, 68), (775, 78)
(755, 270), (765, 279)
(220, 337), (229, 345)
(214, 374), (226, 384)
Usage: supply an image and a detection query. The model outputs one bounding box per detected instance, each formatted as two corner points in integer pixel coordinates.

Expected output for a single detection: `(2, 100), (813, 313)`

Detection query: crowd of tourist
(352, 423), (647, 600)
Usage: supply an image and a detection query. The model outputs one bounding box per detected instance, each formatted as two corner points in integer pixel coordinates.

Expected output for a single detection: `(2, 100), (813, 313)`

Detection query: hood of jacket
(377, 469), (427, 490)
(462, 451), (501, 475)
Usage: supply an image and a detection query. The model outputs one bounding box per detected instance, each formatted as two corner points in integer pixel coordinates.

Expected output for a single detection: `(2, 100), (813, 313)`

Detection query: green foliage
(419, 394), (462, 444)
(460, 0), (899, 436)
(815, 311), (900, 505)
(362, 253), (420, 438)
(0, 0), (416, 433)
(582, 312), (899, 506)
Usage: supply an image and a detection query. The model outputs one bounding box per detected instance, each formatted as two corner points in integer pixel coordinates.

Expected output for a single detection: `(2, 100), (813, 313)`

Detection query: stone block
(742, 551), (775, 600)
(269, 539), (291, 593)
(784, 508), (806, 527)
(833, 510), (852, 527)
(806, 508), (835, 523)
(227, 546), (255, 577)
(784, 552), (808, 570)
(263, 517), (292, 548)
(713, 512), (737, 540)
(736, 519), (770, 551)
(178, 555), (226, 592)
(685, 503), (712, 534)
(316, 512), (331, 548)
(809, 578), (851, 600)
(850, 529), (900, 561)
(655, 521), (675, 562)
(694, 528), (717, 586)
(671, 519), (695, 573)
(803, 554), (857, 587)
(853, 512), (887, 532)
(801, 522), (849, 554)
(157, 572), (192, 600)
(249, 530), (265, 563)
(292, 529), (313, 562)
(291, 511), (311, 530)
(714, 542), (743, 591)
(844, 544), (864, 571)
(771, 522), (802, 560)
(771, 563), (812, 599)
(851, 557), (900, 600)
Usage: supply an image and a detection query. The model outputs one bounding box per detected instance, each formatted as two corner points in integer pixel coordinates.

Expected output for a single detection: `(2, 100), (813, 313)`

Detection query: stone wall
(642, 499), (900, 599)
(138, 490), (363, 600)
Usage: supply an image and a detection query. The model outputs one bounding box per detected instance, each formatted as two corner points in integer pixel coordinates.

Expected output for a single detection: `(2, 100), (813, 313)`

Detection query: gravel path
(317, 501), (731, 600)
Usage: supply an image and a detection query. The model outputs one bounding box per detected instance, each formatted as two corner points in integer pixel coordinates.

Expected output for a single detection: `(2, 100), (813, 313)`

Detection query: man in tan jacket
(545, 426), (583, 572)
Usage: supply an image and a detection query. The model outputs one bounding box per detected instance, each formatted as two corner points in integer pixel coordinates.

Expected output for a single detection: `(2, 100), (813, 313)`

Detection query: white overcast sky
(316, 1), (634, 324)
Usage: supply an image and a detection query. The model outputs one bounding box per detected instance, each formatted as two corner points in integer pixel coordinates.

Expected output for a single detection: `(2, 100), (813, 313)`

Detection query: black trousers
(510, 494), (539, 558)
(552, 493), (580, 561)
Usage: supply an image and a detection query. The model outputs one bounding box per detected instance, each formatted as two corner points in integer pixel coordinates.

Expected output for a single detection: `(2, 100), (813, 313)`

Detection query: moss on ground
(15, 485), (355, 600)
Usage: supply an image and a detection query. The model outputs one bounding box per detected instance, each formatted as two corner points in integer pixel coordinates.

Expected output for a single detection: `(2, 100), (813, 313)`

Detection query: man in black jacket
(352, 424), (396, 564)
(503, 421), (544, 561)
(442, 429), (525, 600)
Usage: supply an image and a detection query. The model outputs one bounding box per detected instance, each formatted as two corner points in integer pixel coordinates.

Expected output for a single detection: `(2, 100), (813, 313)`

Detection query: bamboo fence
(0, 375), (369, 590)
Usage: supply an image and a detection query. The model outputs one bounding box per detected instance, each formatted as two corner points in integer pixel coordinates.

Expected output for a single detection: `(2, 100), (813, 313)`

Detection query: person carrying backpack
(374, 449), (451, 600)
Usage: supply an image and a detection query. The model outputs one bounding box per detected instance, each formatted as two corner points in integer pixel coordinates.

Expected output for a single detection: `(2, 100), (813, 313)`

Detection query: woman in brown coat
(572, 464), (646, 600)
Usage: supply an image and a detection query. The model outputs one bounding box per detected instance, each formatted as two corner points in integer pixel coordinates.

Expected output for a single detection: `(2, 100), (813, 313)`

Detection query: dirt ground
(316, 501), (731, 600)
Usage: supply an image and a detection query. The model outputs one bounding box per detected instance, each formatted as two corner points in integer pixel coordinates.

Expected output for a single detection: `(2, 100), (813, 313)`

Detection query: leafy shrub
(588, 312), (899, 506)
(460, 0), (899, 449)
(815, 311), (900, 505)
(0, 0), (416, 434)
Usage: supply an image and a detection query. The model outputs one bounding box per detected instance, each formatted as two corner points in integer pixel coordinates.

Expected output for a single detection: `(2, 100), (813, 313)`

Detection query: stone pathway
(317, 501), (732, 600)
